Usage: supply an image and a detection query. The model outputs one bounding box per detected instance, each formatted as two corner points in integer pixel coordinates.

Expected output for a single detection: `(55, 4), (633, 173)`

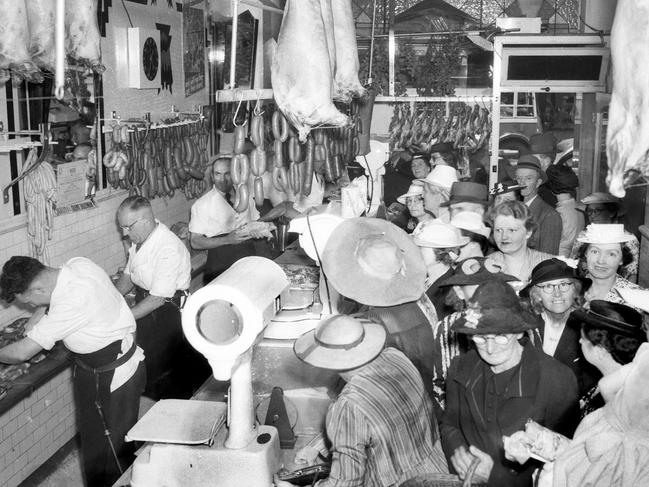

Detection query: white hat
(616, 288), (649, 314)
(417, 165), (458, 190)
(289, 212), (344, 263)
(576, 224), (635, 244)
(397, 183), (425, 205)
(450, 211), (491, 239)
(412, 219), (470, 248)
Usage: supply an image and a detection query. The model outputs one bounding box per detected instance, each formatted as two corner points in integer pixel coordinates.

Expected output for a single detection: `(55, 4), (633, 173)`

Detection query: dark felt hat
(546, 164), (579, 194)
(440, 181), (489, 207)
(516, 154), (547, 182)
(452, 280), (542, 335)
(438, 257), (518, 287)
(519, 258), (591, 298)
(429, 142), (454, 154)
(570, 300), (646, 340)
(529, 133), (557, 155)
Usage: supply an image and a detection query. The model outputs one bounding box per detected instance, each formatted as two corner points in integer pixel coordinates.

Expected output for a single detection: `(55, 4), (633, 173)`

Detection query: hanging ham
(331, 0), (366, 102)
(26, 0), (57, 72)
(606, 0), (649, 197)
(319, 0), (336, 78)
(0, 0), (41, 83)
(269, 0), (348, 142)
(65, 0), (105, 72)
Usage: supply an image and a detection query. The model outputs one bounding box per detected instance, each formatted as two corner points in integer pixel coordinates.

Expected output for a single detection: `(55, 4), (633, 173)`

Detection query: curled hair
(582, 324), (644, 365)
(576, 242), (634, 275)
(526, 278), (584, 315)
(118, 195), (152, 213)
(433, 247), (460, 267)
(487, 200), (537, 234)
(0, 256), (45, 303)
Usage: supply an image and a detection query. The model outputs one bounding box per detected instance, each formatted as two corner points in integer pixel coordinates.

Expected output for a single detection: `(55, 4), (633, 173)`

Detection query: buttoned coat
(440, 341), (579, 487)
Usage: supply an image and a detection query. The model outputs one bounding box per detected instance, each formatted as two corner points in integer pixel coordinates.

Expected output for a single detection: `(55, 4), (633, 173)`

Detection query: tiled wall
(0, 368), (75, 487)
(0, 1), (209, 483)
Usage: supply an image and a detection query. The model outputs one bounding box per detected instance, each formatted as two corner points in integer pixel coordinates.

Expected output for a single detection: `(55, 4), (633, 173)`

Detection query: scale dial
(142, 37), (159, 81)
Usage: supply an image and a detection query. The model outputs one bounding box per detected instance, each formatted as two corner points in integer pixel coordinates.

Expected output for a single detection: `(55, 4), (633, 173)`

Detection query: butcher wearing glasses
(439, 280), (579, 487)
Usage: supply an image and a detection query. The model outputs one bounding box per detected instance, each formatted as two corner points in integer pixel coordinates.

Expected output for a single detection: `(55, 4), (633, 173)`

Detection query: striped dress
(317, 348), (448, 487)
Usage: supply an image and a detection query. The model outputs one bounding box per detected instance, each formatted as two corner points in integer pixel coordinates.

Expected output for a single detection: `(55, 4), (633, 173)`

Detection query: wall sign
(183, 6), (205, 97)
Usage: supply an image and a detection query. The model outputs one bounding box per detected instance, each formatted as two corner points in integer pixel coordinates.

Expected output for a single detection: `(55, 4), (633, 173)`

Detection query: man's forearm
(190, 232), (240, 250)
(130, 294), (166, 320)
(0, 338), (43, 364)
(115, 272), (134, 295)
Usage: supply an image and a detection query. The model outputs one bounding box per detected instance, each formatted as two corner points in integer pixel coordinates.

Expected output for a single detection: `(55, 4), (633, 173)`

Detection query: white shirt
(525, 195), (538, 207)
(125, 221), (191, 298)
(27, 257), (144, 391)
(188, 186), (259, 238)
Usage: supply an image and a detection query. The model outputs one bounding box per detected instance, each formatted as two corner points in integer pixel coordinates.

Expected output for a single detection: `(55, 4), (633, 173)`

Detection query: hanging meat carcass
(319, 0), (336, 78)
(0, 0), (41, 83)
(65, 0), (105, 72)
(606, 0), (649, 197)
(331, 0), (366, 102)
(25, 0), (57, 72)
(269, 0), (348, 142)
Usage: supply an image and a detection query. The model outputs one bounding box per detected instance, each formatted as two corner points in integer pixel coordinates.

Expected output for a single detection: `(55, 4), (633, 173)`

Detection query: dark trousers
(135, 288), (211, 399)
(73, 341), (146, 487)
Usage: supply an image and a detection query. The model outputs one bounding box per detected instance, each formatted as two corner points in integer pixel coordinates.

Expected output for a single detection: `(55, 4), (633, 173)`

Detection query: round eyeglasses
(535, 281), (574, 294)
(471, 334), (513, 346)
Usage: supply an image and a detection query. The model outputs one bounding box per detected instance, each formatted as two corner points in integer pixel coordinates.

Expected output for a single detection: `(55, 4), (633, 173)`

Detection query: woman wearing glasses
(520, 259), (599, 405)
(439, 280), (579, 487)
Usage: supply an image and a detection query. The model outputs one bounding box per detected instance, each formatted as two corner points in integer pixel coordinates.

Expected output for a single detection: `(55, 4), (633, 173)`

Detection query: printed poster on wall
(183, 6), (205, 97)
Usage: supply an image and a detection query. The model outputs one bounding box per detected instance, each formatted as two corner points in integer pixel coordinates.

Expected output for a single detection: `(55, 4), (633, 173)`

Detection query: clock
(142, 37), (159, 81)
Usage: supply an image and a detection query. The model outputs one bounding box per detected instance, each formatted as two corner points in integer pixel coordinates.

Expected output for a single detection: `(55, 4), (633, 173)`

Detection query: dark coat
(440, 341), (579, 487)
(528, 196), (562, 255)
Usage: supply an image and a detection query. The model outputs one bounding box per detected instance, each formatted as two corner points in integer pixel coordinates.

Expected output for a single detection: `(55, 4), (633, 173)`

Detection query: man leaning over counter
(113, 195), (200, 399)
(0, 256), (145, 487)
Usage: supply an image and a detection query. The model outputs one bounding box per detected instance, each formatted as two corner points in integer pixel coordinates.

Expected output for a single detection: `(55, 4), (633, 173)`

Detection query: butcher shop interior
(0, 1), (648, 486)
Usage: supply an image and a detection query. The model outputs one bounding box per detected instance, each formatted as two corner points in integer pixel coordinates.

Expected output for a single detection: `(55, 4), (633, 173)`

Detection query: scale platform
(127, 400), (281, 487)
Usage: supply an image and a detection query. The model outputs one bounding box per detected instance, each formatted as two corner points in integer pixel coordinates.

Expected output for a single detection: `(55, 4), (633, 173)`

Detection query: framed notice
(183, 6), (206, 97)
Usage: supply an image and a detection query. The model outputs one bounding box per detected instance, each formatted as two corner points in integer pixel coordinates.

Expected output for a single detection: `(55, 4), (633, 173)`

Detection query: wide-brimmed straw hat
(578, 192), (627, 216)
(412, 219), (470, 248)
(576, 224), (634, 244)
(452, 280), (542, 335)
(450, 211), (491, 239)
(321, 217), (426, 306)
(519, 258), (591, 298)
(440, 181), (489, 207)
(516, 154), (547, 182)
(397, 183), (425, 205)
(437, 257), (517, 287)
(416, 165), (458, 190)
(570, 300), (645, 340)
(294, 315), (387, 370)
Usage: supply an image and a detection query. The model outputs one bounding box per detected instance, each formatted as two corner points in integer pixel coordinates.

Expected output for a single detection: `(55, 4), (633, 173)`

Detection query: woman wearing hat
(397, 183), (435, 233)
(413, 220), (468, 319)
(574, 224), (645, 306)
(410, 154), (432, 180)
(486, 200), (554, 285)
(570, 192), (639, 281)
(439, 280), (579, 486)
(283, 315), (448, 487)
(428, 257), (518, 415)
(504, 301), (649, 487)
(519, 259), (598, 399)
(417, 165), (458, 223)
(449, 211), (492, 260)
(489, 181), (524, 206)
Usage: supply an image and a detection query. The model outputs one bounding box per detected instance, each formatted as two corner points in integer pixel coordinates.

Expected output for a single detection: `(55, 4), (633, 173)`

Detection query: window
(500, 91), (536, 120)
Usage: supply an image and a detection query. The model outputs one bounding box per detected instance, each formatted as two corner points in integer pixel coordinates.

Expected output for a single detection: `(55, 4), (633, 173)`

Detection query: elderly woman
(574, 224), (644, 305)
(519, 259), (598, 398)
(505, 300), (648, 487)
(439, 280), (579, 486)
(417, 165), (458, 222)
(398, 183), (435, 233)
(486, 200), (554, 286)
